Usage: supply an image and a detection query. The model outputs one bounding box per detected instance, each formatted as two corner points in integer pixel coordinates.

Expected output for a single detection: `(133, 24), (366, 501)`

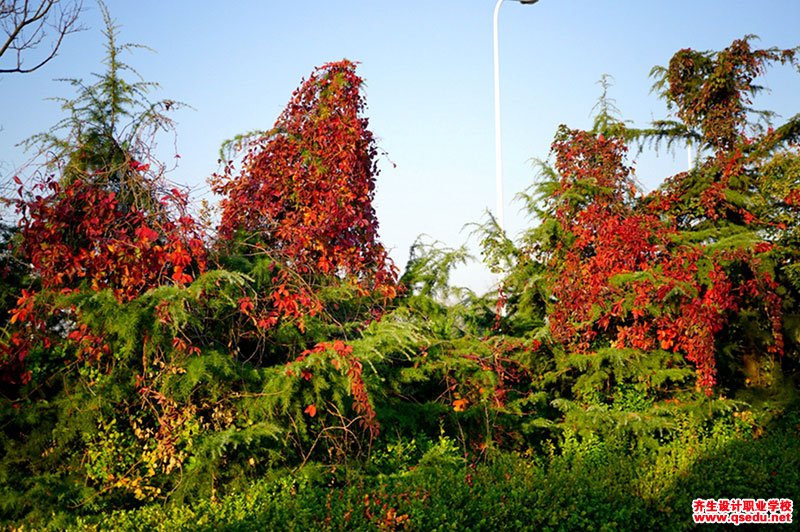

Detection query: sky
(2, 0), (800, 293)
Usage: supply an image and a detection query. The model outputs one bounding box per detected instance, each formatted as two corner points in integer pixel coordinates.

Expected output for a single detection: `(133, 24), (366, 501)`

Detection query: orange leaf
(453, 398), (469, 412)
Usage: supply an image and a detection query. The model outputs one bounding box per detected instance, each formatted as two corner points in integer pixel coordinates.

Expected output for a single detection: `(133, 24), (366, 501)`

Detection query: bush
(57, 404), (799, 531)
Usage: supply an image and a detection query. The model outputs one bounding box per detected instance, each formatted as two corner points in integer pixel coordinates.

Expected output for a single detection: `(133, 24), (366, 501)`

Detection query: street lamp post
(493, 0), (538, 232)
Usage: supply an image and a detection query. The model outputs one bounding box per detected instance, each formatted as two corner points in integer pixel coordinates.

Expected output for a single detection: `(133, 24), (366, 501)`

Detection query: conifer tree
(642, 36), (800, 386)
(2, 2), (205, 384)
(486, 38), (800, 440)
(0, 5), (211, 515)
(212, 59), (396, 300)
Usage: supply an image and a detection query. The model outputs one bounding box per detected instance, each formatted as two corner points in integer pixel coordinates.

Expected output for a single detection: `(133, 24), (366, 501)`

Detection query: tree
(211, 59), (397, 343)
(0, 5), (212, 515)
(642, 36), (800, 387)
(468, 38), (799, 444)
(2, 1), (205, 383)
(15, 1), (205, 301)
(0, 55), (401, 517)
(0, 0), (83, 74)
(536, 38), (797, 398)
(209, 59), (399, 446)
(212, 59), (397, 300)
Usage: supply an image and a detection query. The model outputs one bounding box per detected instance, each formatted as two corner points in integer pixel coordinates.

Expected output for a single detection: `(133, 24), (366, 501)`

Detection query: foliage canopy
(1, 17), (799, 529)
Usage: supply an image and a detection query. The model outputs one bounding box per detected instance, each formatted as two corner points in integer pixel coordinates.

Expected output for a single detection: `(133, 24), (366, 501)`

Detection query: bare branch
(0, 0), (83, 74)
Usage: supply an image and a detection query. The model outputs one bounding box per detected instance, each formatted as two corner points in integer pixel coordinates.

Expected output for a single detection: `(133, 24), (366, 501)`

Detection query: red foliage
(666, 38), (798, 150)
(212, 60), (396, 301)
(17, 177), (206, 301)
(545, 128), (783, 394)
(1, 164), (206, 382)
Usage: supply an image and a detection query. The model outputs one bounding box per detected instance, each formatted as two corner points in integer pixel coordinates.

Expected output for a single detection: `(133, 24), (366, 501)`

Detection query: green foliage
(2, 10), (393, 522)
(49, 402), (800, 532)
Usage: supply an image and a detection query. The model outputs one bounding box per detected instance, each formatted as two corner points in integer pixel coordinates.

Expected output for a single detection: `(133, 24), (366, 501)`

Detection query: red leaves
(785, 189), (800, 208)
(17, 177), (206, 301)
(66, 323), (111, 363)
(545, 127), (785, 394)
(238, 297), (254, 315)
(331, 340), (352, 356)
(551, 127), (634, 223)
(4, 156), (208, 383)
(212, 60), (396, 300)
(9, 289), (35, 324)
(135, 224), (159, 244)
(129, 160), (150, 172)
(452, 398), (468, 412)
(664, 38), (798, 150)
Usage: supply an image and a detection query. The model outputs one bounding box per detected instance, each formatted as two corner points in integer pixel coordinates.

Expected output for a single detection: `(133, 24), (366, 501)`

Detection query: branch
(0, 0), (84, 74)
(626, 120), (703, 155)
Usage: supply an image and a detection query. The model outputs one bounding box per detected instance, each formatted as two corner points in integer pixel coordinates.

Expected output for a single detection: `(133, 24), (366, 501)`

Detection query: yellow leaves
(104, 471), (162, 501)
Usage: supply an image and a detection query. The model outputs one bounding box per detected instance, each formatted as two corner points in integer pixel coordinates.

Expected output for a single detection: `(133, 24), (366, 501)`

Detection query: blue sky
(2, 1), (799, 292)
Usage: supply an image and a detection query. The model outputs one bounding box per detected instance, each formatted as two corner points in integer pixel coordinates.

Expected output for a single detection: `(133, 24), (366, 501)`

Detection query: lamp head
(519, 0), (540, 4)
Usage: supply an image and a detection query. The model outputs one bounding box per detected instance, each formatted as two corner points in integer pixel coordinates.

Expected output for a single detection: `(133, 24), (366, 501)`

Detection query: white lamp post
(493, 0), (538, 232)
